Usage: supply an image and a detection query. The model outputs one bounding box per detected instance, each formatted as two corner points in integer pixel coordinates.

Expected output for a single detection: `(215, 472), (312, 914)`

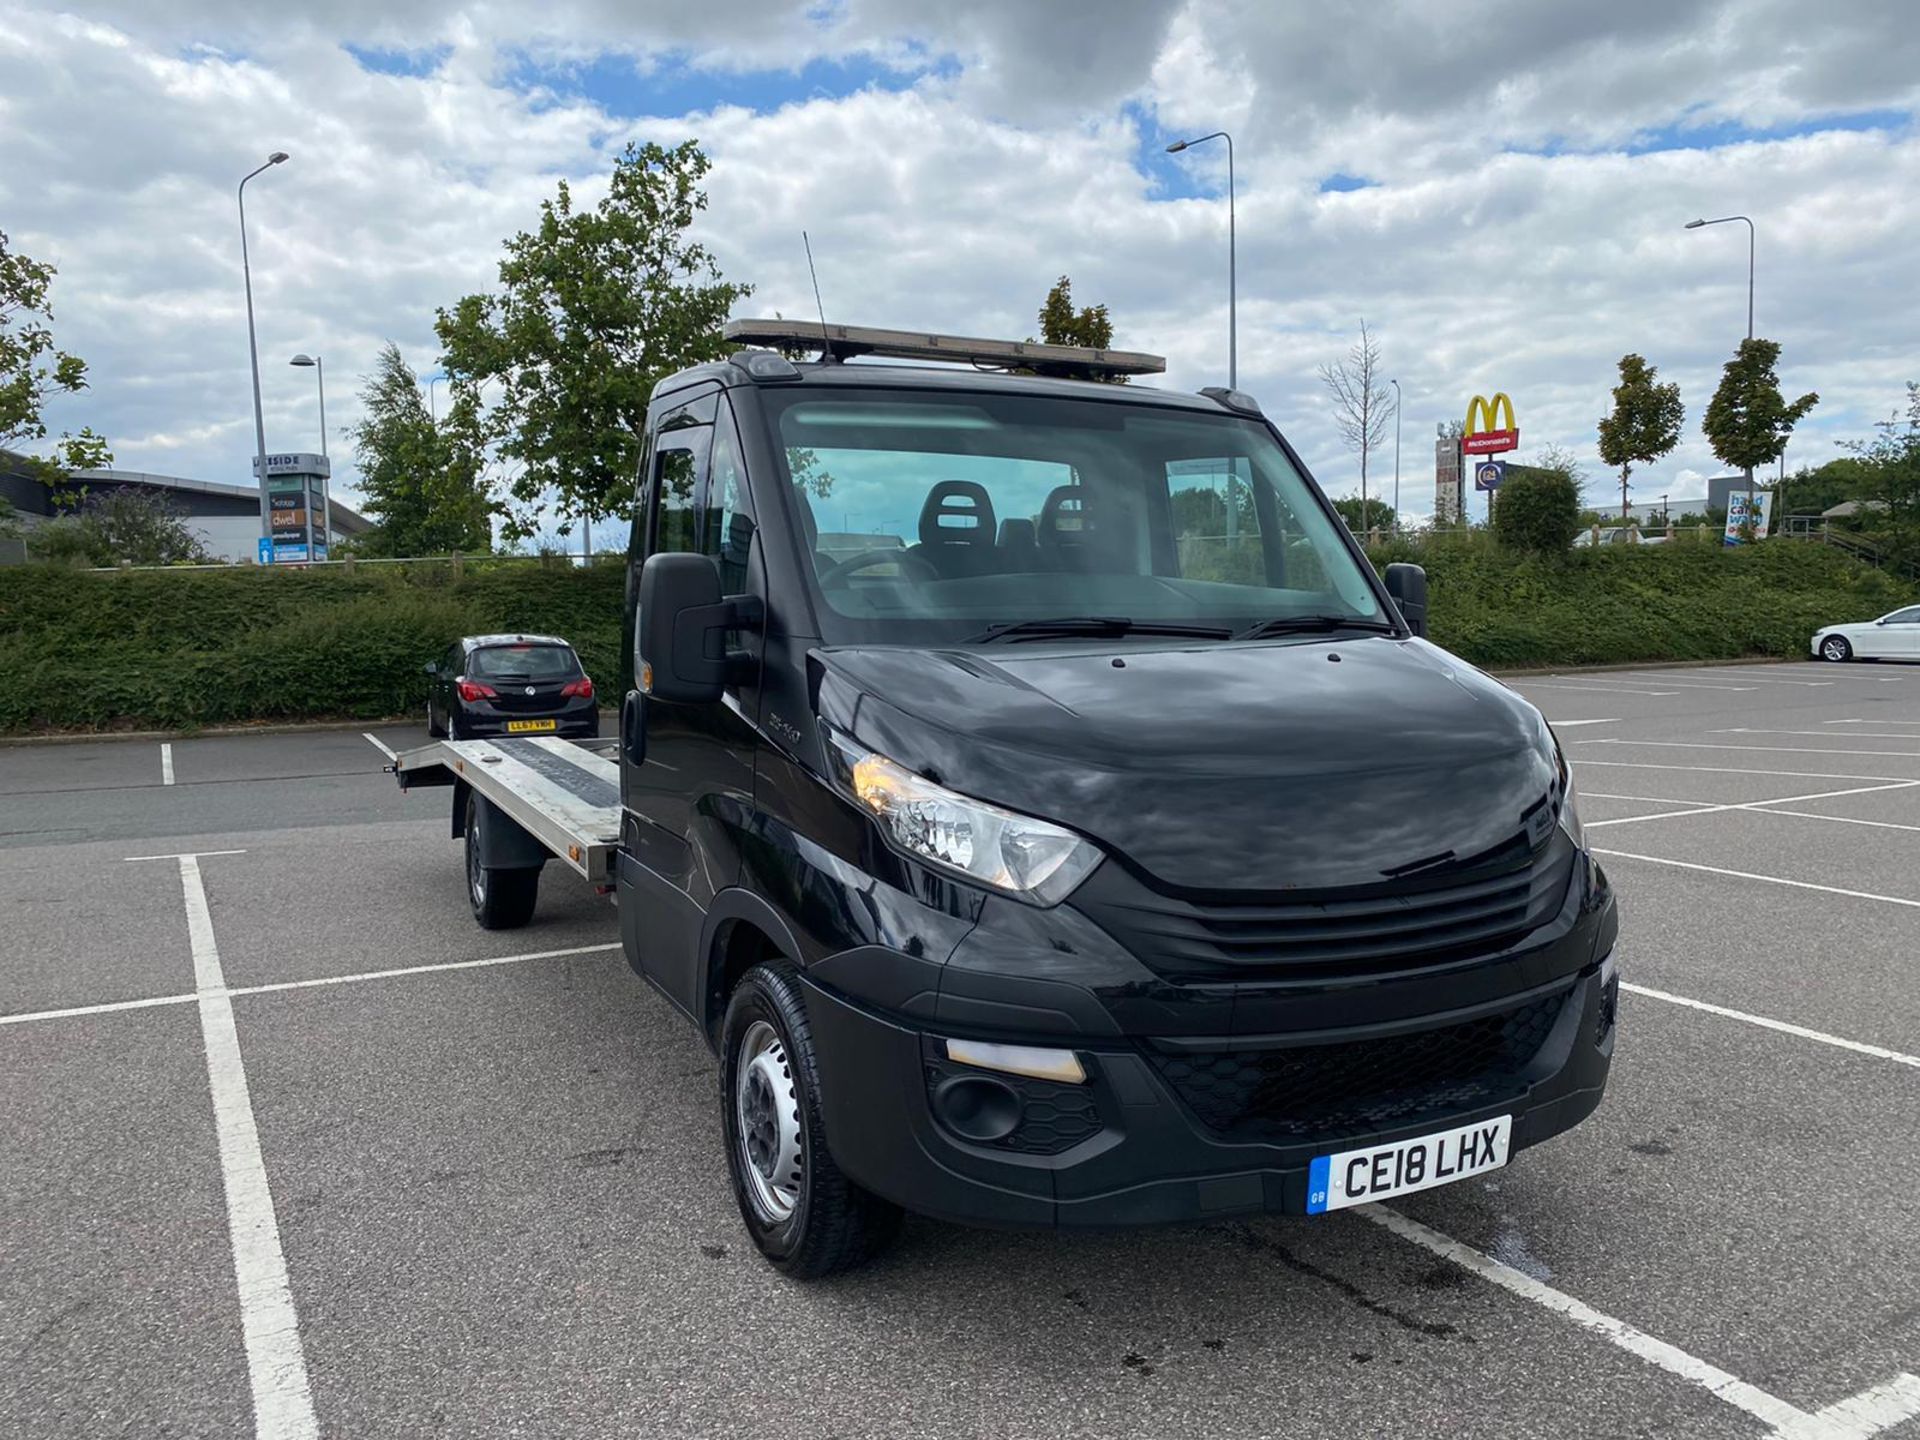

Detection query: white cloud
(1, 0), (1914, 538)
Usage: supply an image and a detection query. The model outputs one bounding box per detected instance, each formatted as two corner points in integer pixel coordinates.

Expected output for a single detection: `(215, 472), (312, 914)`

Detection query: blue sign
(258, 537), (274, 565)
(273, 544), (310, 564)
(1474, 461), (1506, 492)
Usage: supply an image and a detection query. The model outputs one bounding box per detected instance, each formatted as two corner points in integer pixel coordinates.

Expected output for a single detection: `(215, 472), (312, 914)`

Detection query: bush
(0, 561), (623, 732)
(1491, 466), (1581, 553)
(27, 488), (212, 567)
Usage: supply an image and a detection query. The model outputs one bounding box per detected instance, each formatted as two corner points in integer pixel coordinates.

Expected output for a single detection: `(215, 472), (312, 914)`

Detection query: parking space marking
(126, 848), (249, 862)
(1576, 760), (1902, 782)
(361, 732), (397, 761)
(1576, 739), (1920, 758)
(1584, 780), (1920, 831)
(1593, 849), (1920, 909)
(1514, 682), (1680, 696)
(1717, 728), (1920, 741)
(1622, 983), (1920, 1070)
(1363, 1206), (1920, 1438)
(174, 853), (319, 1440)
(1621, 672), (1834, 687)
(1551, 674), (1759, 691)
(1756, 808), (1920, 834)
(161, 742), (174, 785)
(1581, 792), (1720, 806)
(1548, 717), (1620, 727)
(1828, 719), (1920, 726)
(0, 942), (622, 1028)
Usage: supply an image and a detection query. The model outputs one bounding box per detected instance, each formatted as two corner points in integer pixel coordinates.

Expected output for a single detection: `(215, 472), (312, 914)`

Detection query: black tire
(1820, 635), (1853, 663)
(465, 798), (539, 929)
(427, 700), (446, 738)
(720, 963), (904, 1279)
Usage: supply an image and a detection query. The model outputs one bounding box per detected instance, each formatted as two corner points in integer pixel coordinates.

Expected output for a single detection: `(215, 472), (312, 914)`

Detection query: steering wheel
(818, 548), (942, 589)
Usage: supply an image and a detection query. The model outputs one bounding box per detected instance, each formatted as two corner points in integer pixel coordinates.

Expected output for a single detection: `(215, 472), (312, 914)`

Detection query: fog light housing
(1597, 947), (1620, 1041)
(945, 1038), (1086, 1084)
(931, 1074), (1023, 1142)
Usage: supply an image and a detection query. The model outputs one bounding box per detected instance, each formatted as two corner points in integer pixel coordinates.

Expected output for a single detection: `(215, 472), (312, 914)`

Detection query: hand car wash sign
(252, 452), (330, 564)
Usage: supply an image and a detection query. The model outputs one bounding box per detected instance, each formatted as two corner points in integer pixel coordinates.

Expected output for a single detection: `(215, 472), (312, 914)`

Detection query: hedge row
(0, 543), (1912, 733)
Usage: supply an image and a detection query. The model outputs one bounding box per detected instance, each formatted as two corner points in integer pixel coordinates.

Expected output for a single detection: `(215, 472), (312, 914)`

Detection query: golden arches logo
(1462, 393), (1518, 455)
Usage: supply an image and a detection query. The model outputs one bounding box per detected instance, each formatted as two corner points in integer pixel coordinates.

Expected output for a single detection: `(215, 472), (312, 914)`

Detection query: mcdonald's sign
(1463, 393), (1518, 455)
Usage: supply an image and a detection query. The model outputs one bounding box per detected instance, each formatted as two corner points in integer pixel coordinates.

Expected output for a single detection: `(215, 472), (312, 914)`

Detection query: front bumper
(800, 929), (1617, 1231)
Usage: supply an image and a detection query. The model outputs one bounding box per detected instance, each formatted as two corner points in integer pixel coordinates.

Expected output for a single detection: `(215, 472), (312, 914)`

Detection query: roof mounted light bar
(721, 319), (1166, 379)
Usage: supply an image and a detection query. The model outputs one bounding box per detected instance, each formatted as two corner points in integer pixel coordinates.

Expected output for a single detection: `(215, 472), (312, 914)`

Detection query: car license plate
(506, 719), (557, 733)
(1307, 1115), (1511, 1214)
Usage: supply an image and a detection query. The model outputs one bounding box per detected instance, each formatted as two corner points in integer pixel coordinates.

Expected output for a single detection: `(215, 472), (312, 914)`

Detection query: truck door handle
(621, 690), (646, 767)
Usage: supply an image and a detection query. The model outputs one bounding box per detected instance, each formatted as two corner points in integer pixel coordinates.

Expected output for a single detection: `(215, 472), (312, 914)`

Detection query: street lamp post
(1684, 215), (1755, 341)
(1389, 378), (1402, 531)
(239, 151), (290, 546)
(426, 374), (442, 424)
(1166, 131), (1236, 389)
(290, 353), (330, 555)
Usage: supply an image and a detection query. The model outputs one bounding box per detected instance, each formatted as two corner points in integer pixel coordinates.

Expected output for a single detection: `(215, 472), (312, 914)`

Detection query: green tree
(436, 140), (752, 544)
(31, 488), (210, 567)
(349, 342), (492, 556)
(1703, 338), (1817, 520)
(1841, 382), (1920, 565)
(0, 229), (111, 504)
(1596, 353), (1684, 522)
(1027, 275), (1124, 383)
(1331, 495), (1396, 534)
(1491, 452), (1581, 554)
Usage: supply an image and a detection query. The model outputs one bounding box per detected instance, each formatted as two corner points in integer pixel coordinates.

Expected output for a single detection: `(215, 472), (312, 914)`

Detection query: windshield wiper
(965, 615), (1234, 644)
(1232, 614), (1399, 642)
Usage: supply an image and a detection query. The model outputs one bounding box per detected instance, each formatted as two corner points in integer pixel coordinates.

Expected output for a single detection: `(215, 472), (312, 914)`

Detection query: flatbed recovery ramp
(390, 736), (621, 881)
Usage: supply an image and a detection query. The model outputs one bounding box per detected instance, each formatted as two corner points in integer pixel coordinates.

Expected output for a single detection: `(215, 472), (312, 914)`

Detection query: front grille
(1144, 989), (1567, 1144)
(1078, 831), (1576, 982)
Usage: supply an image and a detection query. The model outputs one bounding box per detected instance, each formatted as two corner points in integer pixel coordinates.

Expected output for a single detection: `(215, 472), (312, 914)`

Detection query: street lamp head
(1165, 140), (1189, 153)
(268, 151), (290, 165)
(290, 353), (316, 367)
(1684, 218), (1707, 229)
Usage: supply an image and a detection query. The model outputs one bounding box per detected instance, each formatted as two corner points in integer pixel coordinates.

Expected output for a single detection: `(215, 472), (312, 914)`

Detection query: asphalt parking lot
(4, 660), (1918, 1439)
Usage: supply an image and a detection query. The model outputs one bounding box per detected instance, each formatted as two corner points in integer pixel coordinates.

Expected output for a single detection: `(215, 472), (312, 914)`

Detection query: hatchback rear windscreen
(468, 645), (580, 681)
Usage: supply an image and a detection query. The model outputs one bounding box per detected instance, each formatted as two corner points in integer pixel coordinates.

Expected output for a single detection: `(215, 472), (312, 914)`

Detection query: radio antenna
(802, 230), (836, 363)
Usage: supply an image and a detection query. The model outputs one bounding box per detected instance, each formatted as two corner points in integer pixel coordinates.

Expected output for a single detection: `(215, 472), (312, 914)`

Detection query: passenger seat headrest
(918, 480), (997, 548)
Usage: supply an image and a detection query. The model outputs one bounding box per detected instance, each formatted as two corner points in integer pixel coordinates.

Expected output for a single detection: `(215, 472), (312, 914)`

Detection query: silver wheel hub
(735, 1020), (803, 1223)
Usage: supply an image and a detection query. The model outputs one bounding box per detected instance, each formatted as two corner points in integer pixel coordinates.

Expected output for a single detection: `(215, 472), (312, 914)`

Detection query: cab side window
(703, 407), (755, 594)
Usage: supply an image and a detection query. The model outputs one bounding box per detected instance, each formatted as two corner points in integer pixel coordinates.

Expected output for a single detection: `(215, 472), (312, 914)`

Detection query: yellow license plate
(506, 719), (558, 733)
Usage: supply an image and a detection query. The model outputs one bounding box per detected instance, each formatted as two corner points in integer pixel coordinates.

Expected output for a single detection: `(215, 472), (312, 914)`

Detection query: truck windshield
(762, 384), (1386, 644)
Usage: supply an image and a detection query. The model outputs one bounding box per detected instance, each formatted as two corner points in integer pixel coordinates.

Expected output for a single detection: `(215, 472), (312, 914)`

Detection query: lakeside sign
(1463, 393), (1519, 456)
(252, 452), (331, 564)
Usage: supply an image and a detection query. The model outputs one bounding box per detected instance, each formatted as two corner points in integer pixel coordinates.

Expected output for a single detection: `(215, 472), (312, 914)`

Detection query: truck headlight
(1554, 738), (1585, 850)
(830, 737), (1100, 905)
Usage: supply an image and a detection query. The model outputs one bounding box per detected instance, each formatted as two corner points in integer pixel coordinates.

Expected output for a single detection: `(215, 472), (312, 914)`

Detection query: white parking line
(1593, 849), (1920, 909)
(1756, 808), (1920, 834)
(1623, 983), (1920, 1070)
(0, 942), (623, 1028)
(1716, 728), (1920, 741)
(1580, 792), (1720, 807)
(1547, 718), (1620, 728)
(126, 848), (249, 863)
(361, 732), (397, 761)
(1555, 674), (1757, 691)
(1576, 760), (1905, 783)
(1513, 682), (1679, 697)
(1627, 672), (1833, 688)
(174, 854), (318, 1440)
(1583, 780), (1920, 830)
(1362, 1206), (1920, 1438)
(1576, 739), (1920, 758)
(1828, 719), (1920, 726)
(161, 742), (174, 785)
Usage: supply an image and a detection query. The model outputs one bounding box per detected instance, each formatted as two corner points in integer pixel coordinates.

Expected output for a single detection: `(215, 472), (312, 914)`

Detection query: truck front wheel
(720, 963), (903, 1278)
(465, 798), (539, 929)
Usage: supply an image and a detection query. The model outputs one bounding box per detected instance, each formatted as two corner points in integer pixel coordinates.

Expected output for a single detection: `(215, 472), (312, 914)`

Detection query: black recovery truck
(393, 319), (1618, 1277)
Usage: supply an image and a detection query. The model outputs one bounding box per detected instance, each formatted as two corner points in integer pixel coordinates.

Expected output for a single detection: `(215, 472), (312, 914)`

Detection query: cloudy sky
(3, 0), (1915, 537)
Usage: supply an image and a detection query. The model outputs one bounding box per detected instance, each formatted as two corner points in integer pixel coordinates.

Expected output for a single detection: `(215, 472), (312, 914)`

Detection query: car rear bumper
(453, 702), (599, 739)
(799, 938), (1617, 1230)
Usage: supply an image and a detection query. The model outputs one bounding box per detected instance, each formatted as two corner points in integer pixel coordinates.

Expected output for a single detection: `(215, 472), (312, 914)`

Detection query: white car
(1812, 606), (1920, 662)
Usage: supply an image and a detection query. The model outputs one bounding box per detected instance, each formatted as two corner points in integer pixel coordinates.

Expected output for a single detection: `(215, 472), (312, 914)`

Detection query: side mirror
(423, 661), (438, 676)
(637, 552), (763, 704)
(1384, 563), (1428, 638)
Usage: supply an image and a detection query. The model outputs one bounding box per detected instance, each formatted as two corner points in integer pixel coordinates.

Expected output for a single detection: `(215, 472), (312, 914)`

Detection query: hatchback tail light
(456, 680), (498, 702)
(562, 677), (594, 700)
